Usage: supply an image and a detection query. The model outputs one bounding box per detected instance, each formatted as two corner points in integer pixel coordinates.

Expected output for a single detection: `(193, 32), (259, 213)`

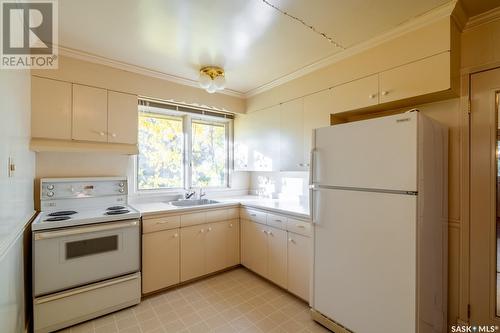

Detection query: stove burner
(48, 210), (77, 216)
(105, 209), (130, 215)
(107, 206), (126, 211)
(44, 216), (71, 222)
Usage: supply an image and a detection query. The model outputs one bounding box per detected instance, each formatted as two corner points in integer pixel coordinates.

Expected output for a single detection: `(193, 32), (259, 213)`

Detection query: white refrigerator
(310, 111), (448, 333)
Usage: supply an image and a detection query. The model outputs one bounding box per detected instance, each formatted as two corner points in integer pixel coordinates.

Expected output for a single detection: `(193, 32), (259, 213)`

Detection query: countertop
(131, 195), (310, 220)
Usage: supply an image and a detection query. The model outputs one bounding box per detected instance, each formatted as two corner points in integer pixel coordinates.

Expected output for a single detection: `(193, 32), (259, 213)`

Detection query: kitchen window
(137, 101), (232, 191)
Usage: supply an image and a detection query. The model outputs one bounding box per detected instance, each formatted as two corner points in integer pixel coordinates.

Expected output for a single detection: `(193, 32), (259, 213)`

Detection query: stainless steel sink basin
(169, 199), (220, 207)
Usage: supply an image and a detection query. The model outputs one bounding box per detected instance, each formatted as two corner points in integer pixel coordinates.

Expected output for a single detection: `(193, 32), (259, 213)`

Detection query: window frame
(134, 104), (233, 195)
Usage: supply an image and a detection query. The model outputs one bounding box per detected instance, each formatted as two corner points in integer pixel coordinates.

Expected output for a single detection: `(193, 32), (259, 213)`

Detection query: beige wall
(0, 70), (35, 332)
(461, 15), (500, 72)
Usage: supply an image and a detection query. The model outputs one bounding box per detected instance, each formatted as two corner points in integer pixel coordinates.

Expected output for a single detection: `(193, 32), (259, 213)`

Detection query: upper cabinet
(234, 106), (280, 172)
(280, 99), (306, 171)
(331, 74), (379, 114)
(72, 84), (108, 142)
(31, 77), (72, 140)
(107, 91), (138, 145)
(31, 77), (139, 153)
(379, 51), (451, 104)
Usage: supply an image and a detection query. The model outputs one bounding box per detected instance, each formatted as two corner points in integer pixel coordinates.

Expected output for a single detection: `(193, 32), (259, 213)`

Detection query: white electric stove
(32, 177), (141, 333)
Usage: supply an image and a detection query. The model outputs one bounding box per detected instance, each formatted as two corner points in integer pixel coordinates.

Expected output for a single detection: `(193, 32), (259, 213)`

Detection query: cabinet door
(234, 114), (255, 171)
(287, 232), (310, 301)
(31, 77), (72, 140)
(379, 51), (450, 104)
(331, 74), (379, 114)
(107, 91), (138, 144)
(72, 84), (108, 142)
(142, 229), (180, 294)
(240, 219), (250, 267)
(246, 221), (268, 276)
(180, 224), (206, 281)
(226, 219), (240, 267)
(303, 89), (334, 165)
(267, 226), (287, 288)
(280, 99), (306, 171)
(206, 221), (227, 274)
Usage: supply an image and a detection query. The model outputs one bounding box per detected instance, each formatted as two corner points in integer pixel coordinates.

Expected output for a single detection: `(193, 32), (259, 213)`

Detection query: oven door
(33, 219), (140, 296)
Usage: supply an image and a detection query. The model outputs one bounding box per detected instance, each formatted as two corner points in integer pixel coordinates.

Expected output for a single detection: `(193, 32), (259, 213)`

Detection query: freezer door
(312, 112), (417, 191)
(312, 188), (417, 333)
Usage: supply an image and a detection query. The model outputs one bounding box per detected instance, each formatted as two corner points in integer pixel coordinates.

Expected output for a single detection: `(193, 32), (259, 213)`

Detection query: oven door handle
(34, 220), (139, 240)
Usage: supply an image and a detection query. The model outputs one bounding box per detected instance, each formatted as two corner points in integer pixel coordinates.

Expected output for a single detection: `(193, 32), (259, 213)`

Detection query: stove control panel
(41, 178), (128, 200)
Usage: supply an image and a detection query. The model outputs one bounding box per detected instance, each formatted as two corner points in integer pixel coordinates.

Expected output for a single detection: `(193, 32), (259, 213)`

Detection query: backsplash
(249, 171), (309, 202)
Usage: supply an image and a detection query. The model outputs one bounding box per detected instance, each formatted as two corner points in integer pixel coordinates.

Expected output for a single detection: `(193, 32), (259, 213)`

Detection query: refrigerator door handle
(309, 148), (317, 186)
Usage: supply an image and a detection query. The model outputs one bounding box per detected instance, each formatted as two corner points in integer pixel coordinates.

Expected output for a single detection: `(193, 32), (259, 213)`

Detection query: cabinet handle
(368, 93), (377, 99)
(208, 227), (212, 232)
(173, 233), (178, 238)
(268, 231), (273, 236)
(381, 91), (389, 96)
(288, 238), (295, 243)
(298, 163), (304, 167)
(200, 229), (204, 233)
(262, 229), (267, 234)
(156, 221), (169, 225)
(274, 219), (282, 223)
(229, 224), (233, 227)
(99, 131), (105, 136)
(111, 133), (117, 138)
(250, 214), (256, 217)
(297, 225), (305, 228)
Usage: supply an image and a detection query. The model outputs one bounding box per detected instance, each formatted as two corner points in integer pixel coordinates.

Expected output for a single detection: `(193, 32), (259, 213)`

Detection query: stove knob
(47, 184), (54, 190)
(118, 188), (125, 193)
(119, 182), (125, 187)
(47, 191), (54, 197)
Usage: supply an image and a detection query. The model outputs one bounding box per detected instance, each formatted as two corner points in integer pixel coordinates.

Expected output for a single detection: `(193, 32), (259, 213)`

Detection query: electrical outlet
(8, 157), (15, 177)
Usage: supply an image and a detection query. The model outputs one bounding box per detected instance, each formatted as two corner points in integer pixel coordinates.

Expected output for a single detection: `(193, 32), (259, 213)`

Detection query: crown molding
(244, 0), (458, 98)
(57, 46), (245, 99)
(464, 5), (500, 30)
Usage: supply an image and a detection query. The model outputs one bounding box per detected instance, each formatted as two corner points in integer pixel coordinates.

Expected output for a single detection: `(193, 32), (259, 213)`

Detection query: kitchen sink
(169, 199), (220, 207)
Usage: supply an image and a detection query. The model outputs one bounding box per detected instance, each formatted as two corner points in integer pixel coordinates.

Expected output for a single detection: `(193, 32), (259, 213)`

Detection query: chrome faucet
(185, 190), (196, 199)
(199, 187), (206, 199)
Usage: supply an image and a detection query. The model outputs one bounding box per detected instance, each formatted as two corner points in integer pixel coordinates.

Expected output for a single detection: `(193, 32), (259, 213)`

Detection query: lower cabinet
(287, 232), (311, 301)
(241, 216), (311, 300)
(180, 224), (207, 282)
(142, 228), (180, 294)
(181, 219), (240, 282)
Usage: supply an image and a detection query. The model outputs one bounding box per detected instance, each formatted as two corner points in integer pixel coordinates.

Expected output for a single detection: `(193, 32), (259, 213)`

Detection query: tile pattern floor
(57, 268), (330, 333)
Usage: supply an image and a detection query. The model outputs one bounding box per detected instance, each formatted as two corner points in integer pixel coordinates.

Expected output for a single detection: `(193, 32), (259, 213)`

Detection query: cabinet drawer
(286, 219), (311, 237)
(267, 213), (287, 230)
(226, 208), (239, 220)
(240, 208), (266, 224)
(180, 212), (206, 227)
(206, 209), (228, 223)
(142, 216), (180, 233)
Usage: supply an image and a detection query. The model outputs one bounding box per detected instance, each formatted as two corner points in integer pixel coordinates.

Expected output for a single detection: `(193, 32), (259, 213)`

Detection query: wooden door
(287, 232), (310, 301)
(206, 221), (227, 274)
(267, 226), (287, 288)
(107, 91), (138, 144)
(379, 52), (450, 104)
(331, 74), (379, 114)
(280, 99), (305, 171)
(142, 229), (180, 293)
(31, 76), (72, 140)
(470, 67), (500, 325)
(226, 219), (240, 267)
(72, 84), (108, 142)
(180, 224), (206, 281)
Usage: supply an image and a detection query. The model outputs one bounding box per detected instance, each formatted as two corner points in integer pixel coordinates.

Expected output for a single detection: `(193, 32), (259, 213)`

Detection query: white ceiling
(58, 0), (452, 95)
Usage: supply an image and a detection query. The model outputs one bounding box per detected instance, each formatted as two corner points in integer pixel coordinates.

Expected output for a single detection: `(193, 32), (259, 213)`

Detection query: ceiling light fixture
(199, 66), (226, 94)
(261, 0), (346, 50)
